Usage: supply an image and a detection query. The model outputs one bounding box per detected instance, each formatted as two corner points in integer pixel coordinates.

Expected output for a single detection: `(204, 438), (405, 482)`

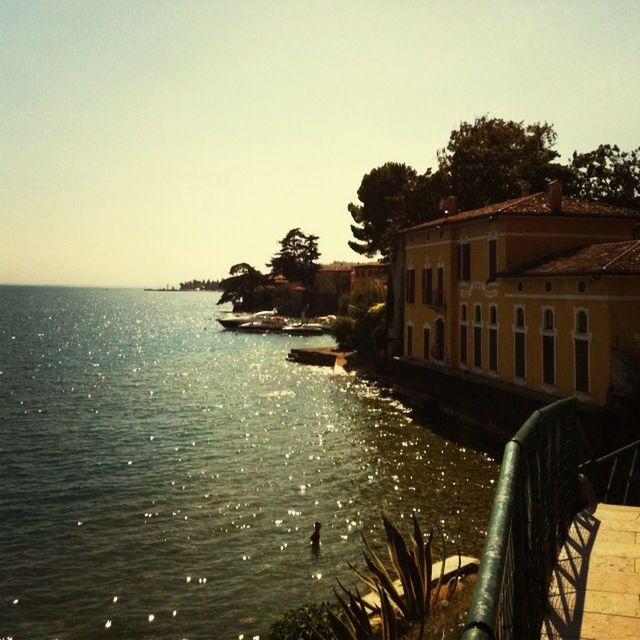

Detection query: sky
(1, 1), (639, 288)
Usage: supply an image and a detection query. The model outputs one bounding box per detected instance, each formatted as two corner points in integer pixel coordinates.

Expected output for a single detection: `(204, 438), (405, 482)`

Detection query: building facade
(351, 261), (388, 292)
(400, 183), (640, 406)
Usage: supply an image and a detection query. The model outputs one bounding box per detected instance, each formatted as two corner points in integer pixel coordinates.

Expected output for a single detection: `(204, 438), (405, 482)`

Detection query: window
(422, 267), (433, 305)
(423, 327), (430, 360)
(435, 318), (445, 361)
(514, 306), (526, 379)
(544, 281), (552, 293)
(488, 239), (497, 281)
(405, 269), (415, 304)
(436, 266), (444, 305)
(575, 311), (589, 394)
(460, 304), (468, 366)
(542, 308), (555, 386)
(577, 281), (587, 294)
(488, 305), (498, 373)
(458, 243), (471, 281)
(473, 304), (482, 368)
(406, 324), (413, 357)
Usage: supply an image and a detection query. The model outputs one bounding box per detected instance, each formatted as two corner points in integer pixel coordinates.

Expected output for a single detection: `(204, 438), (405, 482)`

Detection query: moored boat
(217, 310), (278, 329)
(282, 323), (324, 336)
(236, 315), (287, 333)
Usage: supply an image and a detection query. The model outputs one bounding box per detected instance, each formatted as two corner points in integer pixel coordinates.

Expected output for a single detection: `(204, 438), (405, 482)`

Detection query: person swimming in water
(310, 521), (321, 545)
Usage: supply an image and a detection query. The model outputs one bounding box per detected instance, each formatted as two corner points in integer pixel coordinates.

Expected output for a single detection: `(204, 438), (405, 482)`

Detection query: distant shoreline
(143, 288), (222, 292)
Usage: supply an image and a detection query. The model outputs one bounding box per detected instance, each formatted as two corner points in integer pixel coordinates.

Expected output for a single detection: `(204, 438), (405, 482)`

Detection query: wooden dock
(542, 503), (640, 639)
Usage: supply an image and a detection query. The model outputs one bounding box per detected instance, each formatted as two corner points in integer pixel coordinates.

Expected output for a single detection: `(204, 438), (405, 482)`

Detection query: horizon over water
(0, 286), (497, 639)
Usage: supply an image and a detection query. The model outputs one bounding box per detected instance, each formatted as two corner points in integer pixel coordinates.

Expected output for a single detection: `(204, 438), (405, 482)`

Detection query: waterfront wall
(375, 356), (637, 457)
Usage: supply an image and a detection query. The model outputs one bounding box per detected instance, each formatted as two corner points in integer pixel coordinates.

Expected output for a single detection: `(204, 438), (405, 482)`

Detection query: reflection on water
(0, 287), (497, 639)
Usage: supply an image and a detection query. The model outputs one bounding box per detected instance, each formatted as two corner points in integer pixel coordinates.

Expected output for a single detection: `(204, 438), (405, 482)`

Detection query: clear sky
(1, 0), (639, 287)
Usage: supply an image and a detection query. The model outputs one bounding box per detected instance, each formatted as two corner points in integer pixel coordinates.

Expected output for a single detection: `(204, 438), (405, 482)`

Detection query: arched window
(473, 304), (482, 368)
(423, 325), (431, 360)
(459, 304), (468, 366)
(514, 306), (526, 379)
(435, 318), (445, 361)
(488, 305), (498, 373)
(576, 311), (588, 334)
(542, 308), (555, 386)
(574, 310), (589, 394)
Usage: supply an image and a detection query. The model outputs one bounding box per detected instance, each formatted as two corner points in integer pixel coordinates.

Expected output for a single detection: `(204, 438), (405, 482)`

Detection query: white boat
(282, 323), (324, 336)
(217, 310), (278, 330)
(236, 316), (287, 333)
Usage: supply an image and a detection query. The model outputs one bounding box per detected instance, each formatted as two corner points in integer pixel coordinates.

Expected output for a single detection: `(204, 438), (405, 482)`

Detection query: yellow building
(400, 183), (640, 406)
(351, 261), (388, 292)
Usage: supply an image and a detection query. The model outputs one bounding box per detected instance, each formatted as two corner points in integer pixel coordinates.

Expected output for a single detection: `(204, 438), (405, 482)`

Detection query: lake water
(0, 287), (497, 639)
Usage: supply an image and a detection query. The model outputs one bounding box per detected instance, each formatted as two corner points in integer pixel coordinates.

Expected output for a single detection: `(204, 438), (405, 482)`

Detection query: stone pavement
(541, 503), (640, 639)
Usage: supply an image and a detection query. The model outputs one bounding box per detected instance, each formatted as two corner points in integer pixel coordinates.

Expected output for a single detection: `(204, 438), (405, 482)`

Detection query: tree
(568, 144), (640, 209)
(268, 228), (320, 289)
(348, 163), (442, 261)
(436, 116), (568, 210)
(217, 263), (271, 311)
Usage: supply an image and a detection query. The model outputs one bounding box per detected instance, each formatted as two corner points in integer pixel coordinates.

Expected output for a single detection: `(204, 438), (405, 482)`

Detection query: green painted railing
(461, 398), (584, 640)
(581, 439), (640, 505)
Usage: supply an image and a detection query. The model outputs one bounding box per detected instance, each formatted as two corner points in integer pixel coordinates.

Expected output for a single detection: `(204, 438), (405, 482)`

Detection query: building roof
(500, 240), (640, 278)
(400, 192), (639, 233)
(317, 261), (357, 272)
(354, 261), (388, 269)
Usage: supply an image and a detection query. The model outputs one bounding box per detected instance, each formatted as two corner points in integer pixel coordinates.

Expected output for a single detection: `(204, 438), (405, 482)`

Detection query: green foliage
(269, 228), (321, 289)
(179, 278), (221, 291)
(269, 601), (338, 640)
(325, 514), (461, 640)
(355, 302), (386, 359)
(217, 262), (272, 311)
(344, 281), (387, 319)
(332, 316), (357, 351)
(568, 144), (640, 209)
(437, 116), (566, 210)
(347, 118), (574, 260)
(334, 282), (387, 355)
(348, 163), (441, 261)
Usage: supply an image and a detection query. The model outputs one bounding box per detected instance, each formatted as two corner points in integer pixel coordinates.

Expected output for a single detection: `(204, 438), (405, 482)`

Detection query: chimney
(443, 195), (458, 216)
(548, 180), (562, 213)
(518, 180), (531, 196)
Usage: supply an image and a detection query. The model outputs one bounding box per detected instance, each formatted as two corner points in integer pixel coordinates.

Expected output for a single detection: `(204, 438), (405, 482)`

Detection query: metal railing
(581, 439), (640, 506)
(461, 398), (583, 640)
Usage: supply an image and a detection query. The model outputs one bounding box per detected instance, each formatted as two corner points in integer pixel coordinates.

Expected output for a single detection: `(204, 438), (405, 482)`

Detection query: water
(0, 287), (497, 639)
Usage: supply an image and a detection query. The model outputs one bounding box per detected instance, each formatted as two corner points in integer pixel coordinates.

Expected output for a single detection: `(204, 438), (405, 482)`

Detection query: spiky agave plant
(348, 513), (460, 640)
(324, 582), (398, 640)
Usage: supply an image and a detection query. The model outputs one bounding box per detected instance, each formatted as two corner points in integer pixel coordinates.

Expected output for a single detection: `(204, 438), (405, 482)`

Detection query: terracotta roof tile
(318, 262), (357, 272)
(501, 240), (640, 277)
(401, 192), (639, 233)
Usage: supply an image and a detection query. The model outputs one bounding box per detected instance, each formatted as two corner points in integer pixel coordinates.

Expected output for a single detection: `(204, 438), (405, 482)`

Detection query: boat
(282, 323), (324, 336)
(217, 310), (278, 329)
(236, 315), (287, 333)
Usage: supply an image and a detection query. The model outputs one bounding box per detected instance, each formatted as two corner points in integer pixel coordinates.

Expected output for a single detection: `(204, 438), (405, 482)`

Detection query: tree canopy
(346, 117), (640, 261)
(437, 117), (567, 210)
(568, 144), (640, 209)
(268, 228), (320, 289)
(348, 163), (442, 260)
(217, 263), (271, 310)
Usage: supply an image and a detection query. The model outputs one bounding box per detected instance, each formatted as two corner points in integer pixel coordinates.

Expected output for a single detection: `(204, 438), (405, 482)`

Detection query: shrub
(269, 601), (338, 640)
(332, 316), (357, 350)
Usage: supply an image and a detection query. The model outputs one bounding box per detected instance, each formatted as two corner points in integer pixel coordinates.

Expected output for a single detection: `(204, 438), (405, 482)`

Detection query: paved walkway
(542, 503), (640, 639)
